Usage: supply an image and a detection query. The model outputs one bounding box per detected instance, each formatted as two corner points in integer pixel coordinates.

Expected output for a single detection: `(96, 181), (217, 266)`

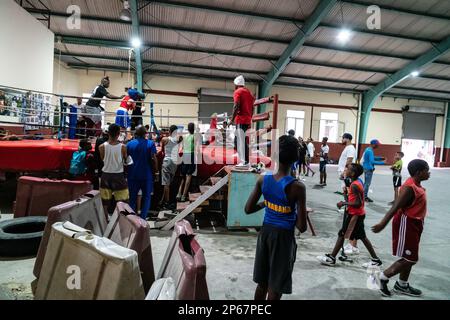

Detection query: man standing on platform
(231, 75), (255, 167)
(85, 76), (124, 136)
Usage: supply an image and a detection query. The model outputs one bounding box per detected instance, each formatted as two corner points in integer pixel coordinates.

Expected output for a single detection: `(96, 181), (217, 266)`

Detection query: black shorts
(253, 224), (297, 294)
(393, 176), (402, 188)
(180, 153), (196, 176)
(339, 212), (366, 240)
(319, 161), (327, 172)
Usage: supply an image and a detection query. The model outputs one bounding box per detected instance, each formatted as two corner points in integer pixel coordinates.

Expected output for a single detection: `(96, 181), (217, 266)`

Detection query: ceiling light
(410, 71), (420, 77)
(131, 37), (141, 48)
(337, 28), (352, 44)
(120, 0), (131, 21)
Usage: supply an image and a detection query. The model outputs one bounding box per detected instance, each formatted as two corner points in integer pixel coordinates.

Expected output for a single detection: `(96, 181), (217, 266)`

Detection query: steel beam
(358, 35), (450, 144)
(259, 0), (336, 118)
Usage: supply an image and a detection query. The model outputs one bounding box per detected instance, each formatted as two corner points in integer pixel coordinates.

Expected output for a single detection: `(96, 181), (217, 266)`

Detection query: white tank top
(102, 142), (124, 173)
(164, 136), (179, 161)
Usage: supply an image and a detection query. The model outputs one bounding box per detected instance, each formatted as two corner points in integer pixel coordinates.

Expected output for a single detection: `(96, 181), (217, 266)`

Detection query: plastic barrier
(33, 191), (107, 278)
(157, 219), (209, 300)
(13, 176), (92, 218)
(104, 202), (155, 293)
(35, 222), (144, 300)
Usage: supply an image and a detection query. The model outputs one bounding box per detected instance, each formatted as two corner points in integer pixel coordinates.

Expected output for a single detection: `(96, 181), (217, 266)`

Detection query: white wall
(0, 0), (54, 92)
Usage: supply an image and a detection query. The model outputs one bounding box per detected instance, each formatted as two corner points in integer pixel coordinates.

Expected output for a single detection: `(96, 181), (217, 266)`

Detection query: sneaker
(344, 244), (360, 255)
(365, 197), (374, 203)
(375, 274), (392, 297)
(362, 258), (382, 268)
(317, 254), (336, 266)
(338, 254), (353, 262)
(180, 195), (186, 202)
(393, 282), (422, 297)
(236, 161), (248, 167)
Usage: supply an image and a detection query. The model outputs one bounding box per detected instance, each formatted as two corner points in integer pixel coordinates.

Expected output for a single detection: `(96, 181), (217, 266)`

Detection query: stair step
(199, 185), (212, 194)
(210, 177), (222, 185)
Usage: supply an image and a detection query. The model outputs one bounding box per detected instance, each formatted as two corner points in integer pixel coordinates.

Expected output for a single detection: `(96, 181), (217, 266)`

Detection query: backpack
(69, 150), (87, 176)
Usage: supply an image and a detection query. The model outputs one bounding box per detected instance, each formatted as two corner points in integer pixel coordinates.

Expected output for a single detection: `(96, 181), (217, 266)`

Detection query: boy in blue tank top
(245, 135), (308, 300)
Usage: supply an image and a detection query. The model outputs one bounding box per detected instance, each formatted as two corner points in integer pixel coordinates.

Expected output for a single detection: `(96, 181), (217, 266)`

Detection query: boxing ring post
(252, 94), (279, 158)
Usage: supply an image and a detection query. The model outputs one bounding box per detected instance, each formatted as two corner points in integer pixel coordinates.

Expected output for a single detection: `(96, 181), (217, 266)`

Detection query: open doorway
(401, 139), (435, 167)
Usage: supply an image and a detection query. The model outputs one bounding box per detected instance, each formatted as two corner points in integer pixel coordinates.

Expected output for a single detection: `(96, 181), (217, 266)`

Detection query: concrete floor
(1, 165), (449, 300)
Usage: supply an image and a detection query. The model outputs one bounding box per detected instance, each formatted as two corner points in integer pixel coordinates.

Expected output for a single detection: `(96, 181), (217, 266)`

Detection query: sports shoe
(375, 274), (392, 297)
(317, 254), (336, 266)
(365, 197), (374, 203)
(393, 282), (422, 297)
(362, 258), (382, 268)
(236, 161), (248, 168)
(344, 244), (360, 255)
(338, 254), (353, 263)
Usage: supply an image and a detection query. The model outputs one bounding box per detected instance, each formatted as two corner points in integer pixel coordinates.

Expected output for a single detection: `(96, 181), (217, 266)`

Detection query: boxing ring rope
(0, 84), (279, 142)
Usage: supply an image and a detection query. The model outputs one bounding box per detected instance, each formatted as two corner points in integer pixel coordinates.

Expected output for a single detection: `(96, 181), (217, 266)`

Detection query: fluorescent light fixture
(131, 37), (142, 48)
(120, 0), (131, 21)
(337, 28), (352, 44)
(410, 71), (420, 77)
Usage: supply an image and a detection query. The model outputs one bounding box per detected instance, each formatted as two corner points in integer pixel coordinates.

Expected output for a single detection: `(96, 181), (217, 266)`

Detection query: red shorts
(392, 213), (424, 263)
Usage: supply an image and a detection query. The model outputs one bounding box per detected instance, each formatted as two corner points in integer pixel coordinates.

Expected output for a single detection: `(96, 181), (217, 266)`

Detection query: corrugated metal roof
(160, 0), (320, 20)
(143, 47), (272, 72)
(139, 24), (287, 57)
(307, 27), (433, 58)
(49, 16), (132, 40)
(20, 0), (124, 19)
(295, 46), (408, 72)
(324, 1), (449, 41)
(142, 2), (298, 42)
(55, 43), (130, 59)
(343, 0), (450, 18)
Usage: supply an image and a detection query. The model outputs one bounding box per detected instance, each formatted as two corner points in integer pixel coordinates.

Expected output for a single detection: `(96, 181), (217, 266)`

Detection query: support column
(440, 102), (450, 167)
(358, 92), (377, 145)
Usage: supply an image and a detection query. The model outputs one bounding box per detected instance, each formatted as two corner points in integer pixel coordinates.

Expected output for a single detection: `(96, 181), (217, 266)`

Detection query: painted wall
(0, 0), (54, 92)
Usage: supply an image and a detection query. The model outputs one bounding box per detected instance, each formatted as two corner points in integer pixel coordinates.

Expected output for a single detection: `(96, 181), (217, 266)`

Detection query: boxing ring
(0, 84), (279, 178)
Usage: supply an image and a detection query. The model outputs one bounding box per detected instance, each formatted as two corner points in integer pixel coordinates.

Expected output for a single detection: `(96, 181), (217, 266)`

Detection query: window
(319, 112), (339, 142)
(285, 110), (305, 137)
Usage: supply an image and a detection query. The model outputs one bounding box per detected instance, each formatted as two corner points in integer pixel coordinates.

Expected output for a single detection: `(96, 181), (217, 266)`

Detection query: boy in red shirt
(372, 159), (430, 297)
(317, 163), (382, 267)
(231, 75), (255, 166)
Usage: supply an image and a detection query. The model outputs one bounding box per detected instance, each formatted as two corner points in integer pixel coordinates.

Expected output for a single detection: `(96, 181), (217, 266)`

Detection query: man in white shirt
(337, 133), (359, 256)
(319, 137), (330, 186)
(337, 133), (356, 192)
(73, 97), (85, 121)
(306, 138), (316, 177)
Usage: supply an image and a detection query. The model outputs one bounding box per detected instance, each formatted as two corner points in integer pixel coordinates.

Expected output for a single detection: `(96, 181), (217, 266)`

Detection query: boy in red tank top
(317, 163), (381, 267)
(372, 159), (430, 297)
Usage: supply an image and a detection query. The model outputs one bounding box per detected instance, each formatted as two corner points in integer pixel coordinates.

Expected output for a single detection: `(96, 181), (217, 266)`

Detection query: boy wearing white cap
(231, 75), (255, 166)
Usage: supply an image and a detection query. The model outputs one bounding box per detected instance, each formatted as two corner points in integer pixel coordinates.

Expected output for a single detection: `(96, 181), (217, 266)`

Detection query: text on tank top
(400, 177), (427, 220)
(102, 142), (124, 173)
(262, 174), (297, 230)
